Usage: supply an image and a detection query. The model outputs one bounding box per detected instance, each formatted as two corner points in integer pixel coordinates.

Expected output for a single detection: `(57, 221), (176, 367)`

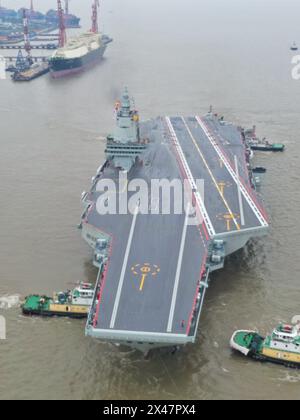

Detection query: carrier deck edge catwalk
(79, 89), (269, 353)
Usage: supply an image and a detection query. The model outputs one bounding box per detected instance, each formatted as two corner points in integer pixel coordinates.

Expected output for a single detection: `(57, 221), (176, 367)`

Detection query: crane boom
(57, 0), (67, 48)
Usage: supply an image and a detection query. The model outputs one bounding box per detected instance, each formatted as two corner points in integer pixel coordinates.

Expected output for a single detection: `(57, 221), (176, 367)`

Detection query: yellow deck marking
(181, 117), (240, 231)
(131, 264), (161, 292)
(226, 219), (231, 231)
(139, 266), (151, 291)
(218, 181), (232, 197)
(217, 213), (240, 232)
(218, 182), (226, 196)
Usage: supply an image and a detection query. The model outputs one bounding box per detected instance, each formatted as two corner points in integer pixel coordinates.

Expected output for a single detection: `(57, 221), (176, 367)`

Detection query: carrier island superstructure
(80, 89), (269, 353)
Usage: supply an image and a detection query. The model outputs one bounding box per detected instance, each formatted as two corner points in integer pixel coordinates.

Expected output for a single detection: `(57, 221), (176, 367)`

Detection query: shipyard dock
(80, 91), (269, 352)
(0, 44), (57, 50)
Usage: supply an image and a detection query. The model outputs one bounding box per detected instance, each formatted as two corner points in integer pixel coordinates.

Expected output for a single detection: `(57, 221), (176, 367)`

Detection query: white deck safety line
(165, 117), (215, 238)
(109, 203), (139, 329)
(234, 155), (245, 226)
(167, 203), (190, 333)
(195, 116), (268, 228)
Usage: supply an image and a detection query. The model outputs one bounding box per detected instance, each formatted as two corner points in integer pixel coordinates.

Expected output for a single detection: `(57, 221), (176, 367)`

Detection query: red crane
(57, 0), (67, 48)
(91, 0), (100, 34)
(22, 9), (32, 63)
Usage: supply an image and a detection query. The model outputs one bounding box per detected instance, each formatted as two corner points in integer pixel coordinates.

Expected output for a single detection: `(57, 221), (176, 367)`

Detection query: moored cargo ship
(49, 32), (112, 78)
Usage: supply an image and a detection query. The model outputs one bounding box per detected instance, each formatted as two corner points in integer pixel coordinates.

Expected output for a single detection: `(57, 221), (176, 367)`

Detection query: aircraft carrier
(80, 88), (269, 353)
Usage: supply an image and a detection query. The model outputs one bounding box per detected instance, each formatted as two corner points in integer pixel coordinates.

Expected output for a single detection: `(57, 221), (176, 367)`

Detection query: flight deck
(80, 90), (268, 352)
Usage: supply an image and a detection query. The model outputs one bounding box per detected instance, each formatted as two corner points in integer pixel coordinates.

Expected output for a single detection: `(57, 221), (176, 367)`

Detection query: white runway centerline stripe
(167, 204), (190, 333)
(234, 155), (245, 226)
(110, 204), (139, 329)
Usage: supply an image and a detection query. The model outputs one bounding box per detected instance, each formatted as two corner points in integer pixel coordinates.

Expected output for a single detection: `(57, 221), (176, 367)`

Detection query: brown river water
(0, 0), (300, 400)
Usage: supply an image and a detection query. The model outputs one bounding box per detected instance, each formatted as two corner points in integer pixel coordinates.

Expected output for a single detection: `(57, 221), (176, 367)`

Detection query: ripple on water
(0, 295), (21, 310)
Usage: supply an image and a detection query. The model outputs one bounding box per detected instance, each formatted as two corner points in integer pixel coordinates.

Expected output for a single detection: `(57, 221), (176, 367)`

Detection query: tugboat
(12, 62), (50, 82)
(250, 143), (285, 152)
(231, 321), (300, 368)
(243, 127), (285, 152)
(290, 42), (298, 51)
(248, 138), (285, 152)
(22, 282), (94, 319)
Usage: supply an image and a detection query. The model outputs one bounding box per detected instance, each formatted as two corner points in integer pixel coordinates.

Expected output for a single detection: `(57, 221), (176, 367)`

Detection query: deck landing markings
(217, 213), (240, 231)
(180, 117), (241, 231)
(217, 181), (232, 197)
(131, 264), (161, 291)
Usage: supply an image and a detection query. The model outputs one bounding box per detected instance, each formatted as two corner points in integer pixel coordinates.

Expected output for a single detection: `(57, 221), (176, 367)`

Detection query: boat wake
(0, 295), (21, 310)
(278, 371), (300, 383)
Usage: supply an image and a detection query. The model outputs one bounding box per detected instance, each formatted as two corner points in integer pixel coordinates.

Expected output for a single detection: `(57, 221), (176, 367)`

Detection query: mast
(16, 48), (27, 72)
(22, 9), (32, 63)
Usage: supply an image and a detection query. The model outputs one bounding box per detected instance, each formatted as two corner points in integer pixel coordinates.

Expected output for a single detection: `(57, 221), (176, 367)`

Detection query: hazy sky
(2, 0), (299, 36)
(4, 0), (300, 22)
